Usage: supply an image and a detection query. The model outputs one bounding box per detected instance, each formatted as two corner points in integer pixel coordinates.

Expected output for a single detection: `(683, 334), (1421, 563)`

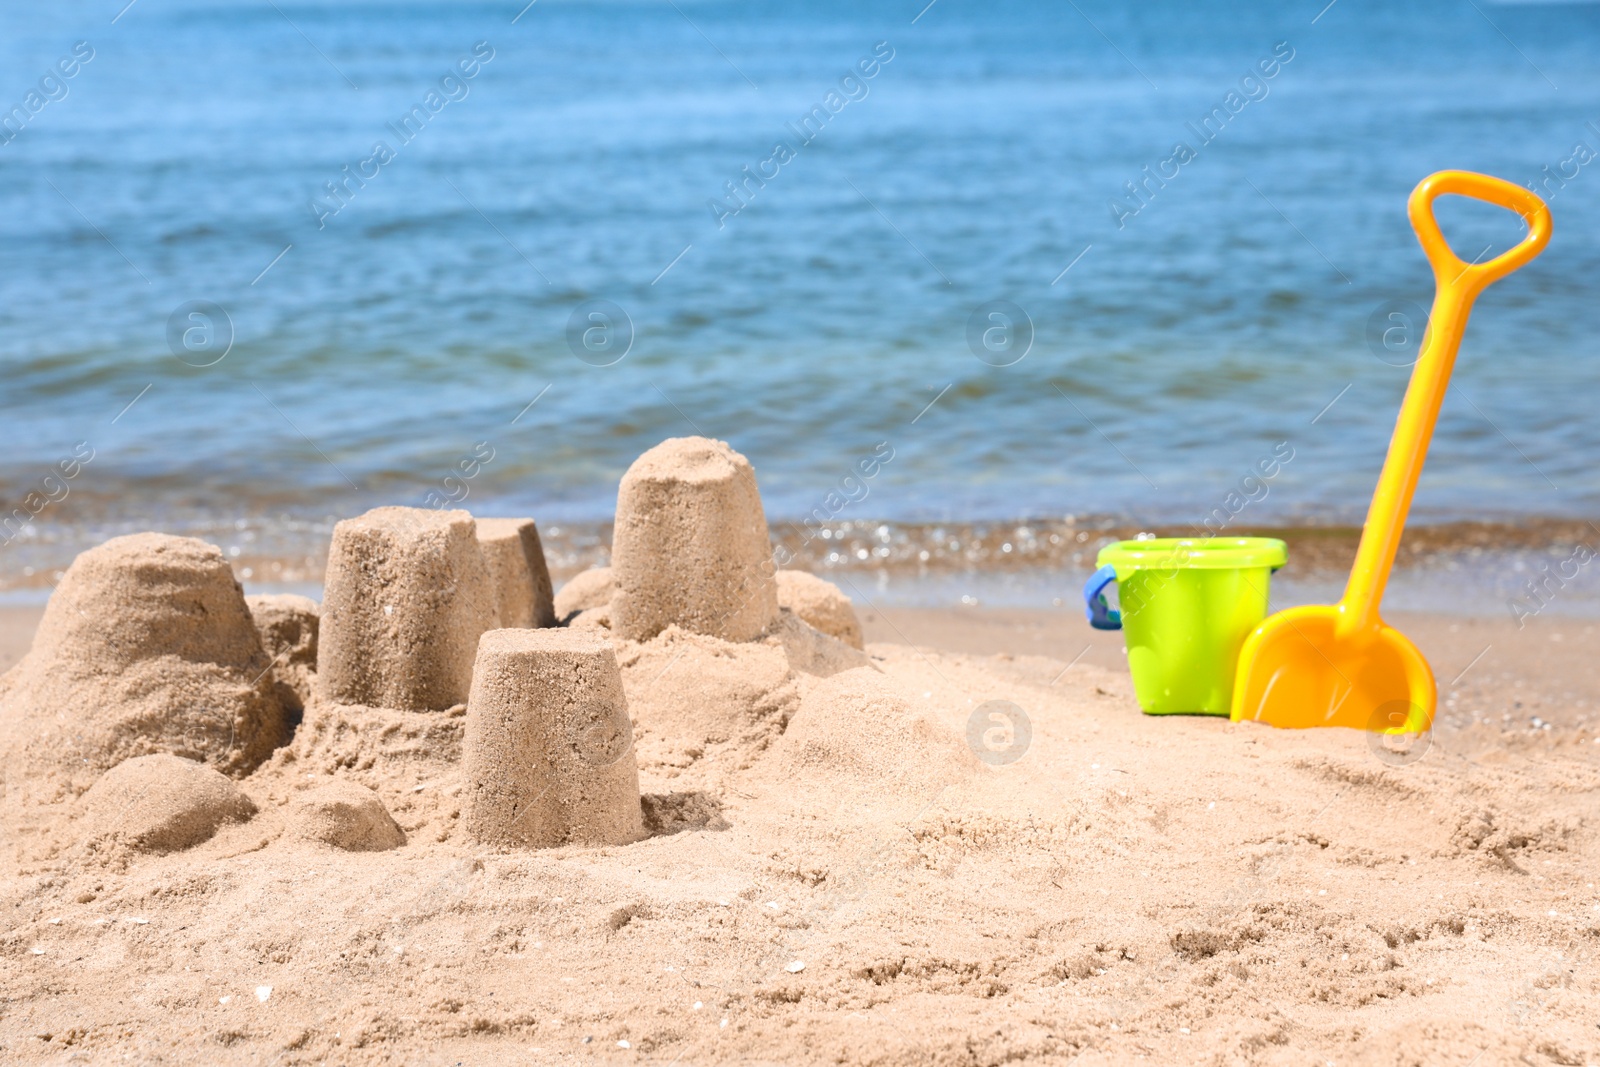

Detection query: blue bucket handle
(1083, 564), (1121, 630)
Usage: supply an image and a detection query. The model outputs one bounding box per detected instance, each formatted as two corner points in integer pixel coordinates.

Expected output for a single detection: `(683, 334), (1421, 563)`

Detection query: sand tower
(317, 507), (498, 711)
(474, 517), (556, 629)
(0, 533), (288, 793)
(610, 437), (779, 642)
(463, 629), (643, 848)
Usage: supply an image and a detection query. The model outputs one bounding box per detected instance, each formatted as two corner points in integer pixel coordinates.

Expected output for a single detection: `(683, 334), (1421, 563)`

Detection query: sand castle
(463, 629), (643, 847)
(474, 516), (557, 629)
(0, 439), (884, 865)
(611, 436), (781, 642)
(0, 533), (289, 794)
(317, 506), (499, 711)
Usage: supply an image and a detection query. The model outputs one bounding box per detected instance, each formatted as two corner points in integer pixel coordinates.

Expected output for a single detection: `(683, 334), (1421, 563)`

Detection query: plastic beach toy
(1231, 171), (1552, 735)
(1083, 537), (1287, 716)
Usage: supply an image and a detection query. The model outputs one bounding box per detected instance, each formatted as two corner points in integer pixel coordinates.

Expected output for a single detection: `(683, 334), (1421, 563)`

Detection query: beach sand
(0, 588), (1595, 1065)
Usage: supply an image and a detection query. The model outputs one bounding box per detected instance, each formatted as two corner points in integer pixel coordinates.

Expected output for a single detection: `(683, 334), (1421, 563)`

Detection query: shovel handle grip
(1408, 171), (1552, 297)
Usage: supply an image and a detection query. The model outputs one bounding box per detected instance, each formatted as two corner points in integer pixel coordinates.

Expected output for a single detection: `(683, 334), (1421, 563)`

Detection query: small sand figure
(463, 629), (643, 848)
(611, 436), (779, 642)
(474, 517), (557, 629)
(317, 507), (498, 711)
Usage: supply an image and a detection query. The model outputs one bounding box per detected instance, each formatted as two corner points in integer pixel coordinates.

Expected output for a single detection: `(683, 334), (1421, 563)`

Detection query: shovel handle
(1408, 171), (1552, 298)
(1340, 173), (1551, 637)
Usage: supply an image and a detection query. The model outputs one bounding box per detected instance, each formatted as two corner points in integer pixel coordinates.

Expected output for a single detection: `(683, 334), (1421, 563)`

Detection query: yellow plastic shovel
(1231, 171), (1552, 734)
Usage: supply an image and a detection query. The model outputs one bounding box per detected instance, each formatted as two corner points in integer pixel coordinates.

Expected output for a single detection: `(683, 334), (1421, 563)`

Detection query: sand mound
(617, 626), (796, 786)
(464, 629), (643, 848)
(79, 754), (256, 854)
(246, 593), (319, 714)
(318, 507), (498, 711)
(616, 614), (870, 789)
(474, 517), (556, 629)
(291, 779), (405, 851)
(770, 610), (872, 678)
(278, 699), (467, 846)
(611, 437), (780, 642)
(567, 603), (612, 632)
(776, 666), (977, 792)
(553, 565), (613, 622)
(776, 570), (864, 649)
(0, 533), (287, 797)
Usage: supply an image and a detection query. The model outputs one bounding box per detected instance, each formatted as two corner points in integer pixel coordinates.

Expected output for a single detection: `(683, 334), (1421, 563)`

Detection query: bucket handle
(1083, 565), (1121, 630)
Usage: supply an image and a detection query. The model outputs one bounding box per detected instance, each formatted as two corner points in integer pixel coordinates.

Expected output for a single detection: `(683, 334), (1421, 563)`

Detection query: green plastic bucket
(1083, 537), (1287, 716)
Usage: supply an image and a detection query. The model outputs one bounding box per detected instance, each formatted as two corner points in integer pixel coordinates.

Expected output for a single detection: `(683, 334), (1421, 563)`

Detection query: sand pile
(290, 780), (405, 852)
(474, 517), (556, 629)
(775, 569), (864, 649)
(610, 436), (780, 642)
(246, 593), (319, 713)
(557, 565), (865, 650)
(553, 565), (612, 622)
(617, 625), (796, 782)
(77, 754), (256, 857)
(775, 666), (976, 792)
(617, 614), (870, 789)
(317, 507), (498, 711)
(0, 533), (288, 800)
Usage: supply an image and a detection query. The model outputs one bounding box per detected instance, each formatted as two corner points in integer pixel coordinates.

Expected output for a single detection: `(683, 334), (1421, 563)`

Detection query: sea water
(1, 0), (1598, 548)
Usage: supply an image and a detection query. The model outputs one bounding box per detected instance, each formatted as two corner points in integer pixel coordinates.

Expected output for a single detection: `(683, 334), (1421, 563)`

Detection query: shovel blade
(1230, 605), (1436, 732)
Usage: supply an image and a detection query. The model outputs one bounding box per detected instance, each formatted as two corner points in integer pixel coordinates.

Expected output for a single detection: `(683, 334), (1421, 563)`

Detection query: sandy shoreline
(2, 588), (1597, 1065)
(2, 601), (1598, 742)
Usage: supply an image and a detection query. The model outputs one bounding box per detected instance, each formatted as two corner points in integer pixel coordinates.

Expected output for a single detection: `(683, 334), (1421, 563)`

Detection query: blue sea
(3, 0), (1599, 565)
